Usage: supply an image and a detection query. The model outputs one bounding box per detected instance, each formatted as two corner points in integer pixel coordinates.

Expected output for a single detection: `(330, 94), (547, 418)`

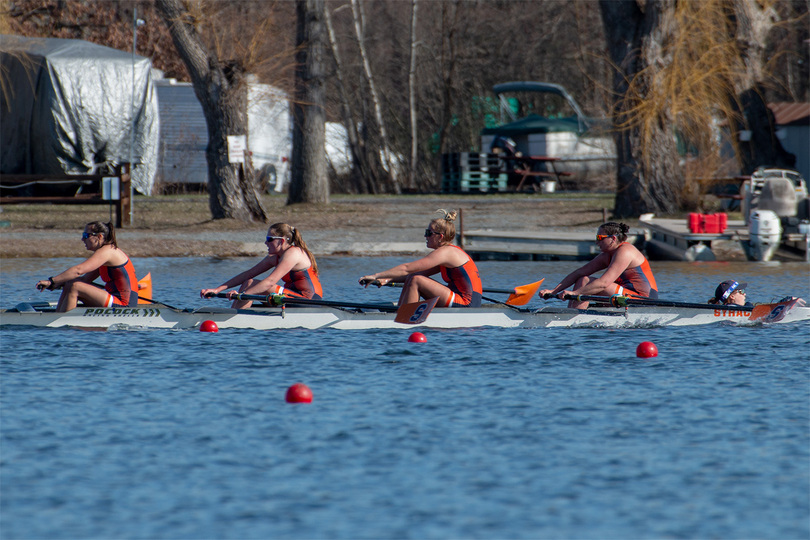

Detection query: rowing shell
(1, 299), (808, 330)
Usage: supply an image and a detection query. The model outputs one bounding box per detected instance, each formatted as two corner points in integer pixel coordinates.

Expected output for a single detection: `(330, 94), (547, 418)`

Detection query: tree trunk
(324, 4), (378, 194)
(408, 0), (419, 191)
(288, 0), (329, 204)
(350, 0), (401, 193)
(726, 1), (793, 174)
(156, 0), (266, 223)
(599, 0), (683, 218)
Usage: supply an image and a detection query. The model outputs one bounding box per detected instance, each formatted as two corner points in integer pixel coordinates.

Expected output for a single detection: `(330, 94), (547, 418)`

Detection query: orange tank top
(99, 257), (138, 307)
(613, 243), (658, 298)
(281, 266), (323, 299)
(439, 245), (483, 307)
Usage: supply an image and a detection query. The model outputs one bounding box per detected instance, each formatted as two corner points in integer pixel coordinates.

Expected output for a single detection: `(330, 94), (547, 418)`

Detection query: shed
(0, 35), (159, 194)
(769, 102), (810, 182)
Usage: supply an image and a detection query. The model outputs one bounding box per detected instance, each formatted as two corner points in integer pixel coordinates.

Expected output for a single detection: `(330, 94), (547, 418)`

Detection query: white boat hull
(2, 301), (807, 330)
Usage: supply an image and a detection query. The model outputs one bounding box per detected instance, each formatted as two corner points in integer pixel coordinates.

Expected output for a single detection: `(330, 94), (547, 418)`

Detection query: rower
(359, 209), (483, 307)
(539, 221), (658, 309)
(200, 223), (323, 309)
(35, 221), (138, 312)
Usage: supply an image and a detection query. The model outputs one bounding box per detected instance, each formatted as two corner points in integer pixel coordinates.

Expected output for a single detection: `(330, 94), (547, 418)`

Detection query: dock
(642, 217), (747, 261)
(643, 217), (809, 262)
(460, 229), (645, 261)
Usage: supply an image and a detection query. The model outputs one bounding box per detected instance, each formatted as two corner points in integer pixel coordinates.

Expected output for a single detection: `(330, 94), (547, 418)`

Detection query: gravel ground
(0, 194), (621, 258)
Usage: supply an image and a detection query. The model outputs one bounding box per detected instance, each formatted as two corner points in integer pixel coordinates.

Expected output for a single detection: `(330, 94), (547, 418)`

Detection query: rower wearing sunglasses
(200, 222), (322, 308)
(358, 209), (483, 307)
(539, 221), (658, 309)
(35, 221), (139, 312)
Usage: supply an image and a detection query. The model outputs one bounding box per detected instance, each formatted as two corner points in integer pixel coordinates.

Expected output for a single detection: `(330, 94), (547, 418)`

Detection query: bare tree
(288, 0), (329, 204)
(407, 0), (419, 191)
(349, 0), (400, 193)
(156, 0), (266, 222)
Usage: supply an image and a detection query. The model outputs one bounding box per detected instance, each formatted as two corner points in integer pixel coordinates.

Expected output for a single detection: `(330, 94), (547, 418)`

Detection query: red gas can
(688, 213), (702, 233)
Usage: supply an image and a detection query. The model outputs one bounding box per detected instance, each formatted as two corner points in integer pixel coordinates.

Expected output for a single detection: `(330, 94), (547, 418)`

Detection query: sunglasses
(266, 236), (286, 242)
(81, 232), (98, 240)
(424, 229), (441, 238)
(595, 234), (613, 242)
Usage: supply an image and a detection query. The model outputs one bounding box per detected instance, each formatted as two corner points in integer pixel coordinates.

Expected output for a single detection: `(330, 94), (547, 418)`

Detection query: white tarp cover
(0, 35), (158, 194)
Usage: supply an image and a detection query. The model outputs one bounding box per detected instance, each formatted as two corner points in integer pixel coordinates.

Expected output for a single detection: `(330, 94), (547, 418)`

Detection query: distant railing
(0, 163), (132, 227)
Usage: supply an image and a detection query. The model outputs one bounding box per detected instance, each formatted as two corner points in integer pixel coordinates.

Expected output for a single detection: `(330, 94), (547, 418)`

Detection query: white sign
(101, 177), (120, 200)
(227, 135), (247, 163)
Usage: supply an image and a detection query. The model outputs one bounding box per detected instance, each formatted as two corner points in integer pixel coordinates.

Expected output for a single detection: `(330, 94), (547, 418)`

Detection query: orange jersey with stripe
(280, 266), (323, 299)
(613, 244), (658, 298)
(439, 246), (483, 307)
(99, 257), (138, 306)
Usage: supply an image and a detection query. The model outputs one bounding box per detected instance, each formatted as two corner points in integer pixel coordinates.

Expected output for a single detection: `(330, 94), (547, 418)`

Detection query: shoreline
(0, 193), (620, 258)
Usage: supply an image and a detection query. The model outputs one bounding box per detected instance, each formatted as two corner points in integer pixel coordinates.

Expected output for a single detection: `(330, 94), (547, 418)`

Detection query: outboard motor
(748, 209), (782, 261)
(758, 177), (798, 217)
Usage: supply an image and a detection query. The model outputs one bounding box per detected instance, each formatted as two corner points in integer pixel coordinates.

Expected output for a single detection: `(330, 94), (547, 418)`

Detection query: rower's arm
(49, 248), (113, 288)
(546, 254), (609, 295)
(574, 247), (635, 295)
(361, 250), (448, 283)
(214, 257), (276, 291)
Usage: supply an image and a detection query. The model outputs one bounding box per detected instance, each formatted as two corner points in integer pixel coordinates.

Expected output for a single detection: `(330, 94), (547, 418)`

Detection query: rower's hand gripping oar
(361, 278), (544, 306)
(206, 292), (438, 325)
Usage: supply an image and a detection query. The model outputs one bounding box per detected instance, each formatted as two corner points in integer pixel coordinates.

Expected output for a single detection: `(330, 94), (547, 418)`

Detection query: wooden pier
(460, 229), (646, 261)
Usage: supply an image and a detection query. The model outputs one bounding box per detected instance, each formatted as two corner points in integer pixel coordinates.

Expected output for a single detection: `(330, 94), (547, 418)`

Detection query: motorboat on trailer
(1, 297), (807, 331)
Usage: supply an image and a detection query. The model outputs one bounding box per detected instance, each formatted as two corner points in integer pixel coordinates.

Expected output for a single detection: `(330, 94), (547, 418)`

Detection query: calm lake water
(1, 257), (809, 539)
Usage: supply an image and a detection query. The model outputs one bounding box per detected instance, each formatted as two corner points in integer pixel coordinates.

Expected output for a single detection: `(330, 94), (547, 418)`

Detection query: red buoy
(286, 383), (313, 403)
(200, 320), (219, 333)
(636, 341), (658, 358)
(408, 332), (427, 343)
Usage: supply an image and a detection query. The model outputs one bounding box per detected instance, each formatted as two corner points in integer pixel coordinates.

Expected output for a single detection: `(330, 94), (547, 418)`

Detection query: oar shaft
(561, 293), (753, 312)
(210, 292), (399, 312)
(366, 279), (517, 295)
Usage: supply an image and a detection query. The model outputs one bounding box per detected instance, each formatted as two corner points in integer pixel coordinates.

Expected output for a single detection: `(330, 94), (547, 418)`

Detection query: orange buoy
(199, 320), (219, 333)
(636, 341), (658, 358)
(286, 383), (313, 403)
(408, 332), (427, 343)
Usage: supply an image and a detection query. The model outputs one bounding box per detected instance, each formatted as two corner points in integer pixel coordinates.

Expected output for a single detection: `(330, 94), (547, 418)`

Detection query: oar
(545, 293), (754, 311)
(361, 278), (544, 306)
(207, 292), (438, 324)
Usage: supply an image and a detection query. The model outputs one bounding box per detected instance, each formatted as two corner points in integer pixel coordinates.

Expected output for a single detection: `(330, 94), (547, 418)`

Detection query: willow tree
(157, 0), (267, 222)
(599, 0), (782, 217)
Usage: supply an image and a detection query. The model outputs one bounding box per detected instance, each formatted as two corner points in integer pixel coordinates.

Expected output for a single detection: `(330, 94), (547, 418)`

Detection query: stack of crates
(441, 153), (508, 193)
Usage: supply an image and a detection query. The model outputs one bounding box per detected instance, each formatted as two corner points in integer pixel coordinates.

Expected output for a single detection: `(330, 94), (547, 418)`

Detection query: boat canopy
(483, 81), (609, 136)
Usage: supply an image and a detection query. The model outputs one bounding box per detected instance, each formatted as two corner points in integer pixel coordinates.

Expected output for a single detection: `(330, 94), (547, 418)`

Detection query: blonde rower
(359, 210), (483, 307)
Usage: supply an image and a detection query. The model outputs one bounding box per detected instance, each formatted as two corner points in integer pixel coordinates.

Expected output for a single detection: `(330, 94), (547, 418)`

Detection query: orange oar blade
(505, 279), (544, 306)
(137, 273), (153, 305)
(395, 296), (439, 324)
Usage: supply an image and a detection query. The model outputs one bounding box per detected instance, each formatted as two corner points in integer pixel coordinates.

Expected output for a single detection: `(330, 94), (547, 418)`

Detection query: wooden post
(602, 208), (608, 223)
(118, 163), (132, 228)
(458, 207), (464, 248)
